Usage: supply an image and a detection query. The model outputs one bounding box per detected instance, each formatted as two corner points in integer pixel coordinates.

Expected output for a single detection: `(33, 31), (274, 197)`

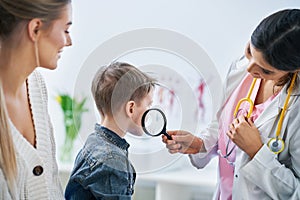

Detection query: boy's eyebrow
(66, 21), (72, 26)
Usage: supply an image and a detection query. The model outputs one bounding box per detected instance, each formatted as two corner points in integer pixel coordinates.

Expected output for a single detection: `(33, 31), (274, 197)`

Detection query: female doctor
(163, 9), (300, 200)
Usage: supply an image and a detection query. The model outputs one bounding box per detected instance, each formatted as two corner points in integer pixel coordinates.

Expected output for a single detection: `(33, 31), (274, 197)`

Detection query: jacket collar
(94, 123), (130, 151)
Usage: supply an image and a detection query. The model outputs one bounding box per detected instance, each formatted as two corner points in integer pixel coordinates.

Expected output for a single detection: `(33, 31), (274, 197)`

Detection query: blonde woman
(0, 0), (72, 199)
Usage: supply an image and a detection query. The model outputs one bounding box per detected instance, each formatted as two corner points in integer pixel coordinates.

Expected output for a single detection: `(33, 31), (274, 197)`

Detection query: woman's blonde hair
(0, 0), (72, 39)
(0, 82), (16, 191)
(0, 0), (71, 192)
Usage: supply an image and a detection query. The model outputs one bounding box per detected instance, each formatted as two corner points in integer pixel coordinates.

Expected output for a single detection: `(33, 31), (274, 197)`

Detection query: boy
(65, 62), (155, 199)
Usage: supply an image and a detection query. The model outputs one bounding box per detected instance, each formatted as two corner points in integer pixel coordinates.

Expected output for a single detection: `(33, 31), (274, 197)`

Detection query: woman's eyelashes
(261, 68), (273, 75)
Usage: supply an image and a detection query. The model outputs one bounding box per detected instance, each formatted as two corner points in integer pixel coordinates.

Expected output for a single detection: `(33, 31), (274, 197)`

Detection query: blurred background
(42, 1), (300, 199)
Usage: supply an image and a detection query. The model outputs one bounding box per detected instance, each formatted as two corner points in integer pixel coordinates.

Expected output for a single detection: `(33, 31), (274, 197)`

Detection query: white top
(0, 70), (64, 200)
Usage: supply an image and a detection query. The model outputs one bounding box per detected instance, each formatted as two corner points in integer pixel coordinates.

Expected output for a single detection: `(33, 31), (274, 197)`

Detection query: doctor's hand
(162, 130), (203, 154)
(227, 115), (263, 159)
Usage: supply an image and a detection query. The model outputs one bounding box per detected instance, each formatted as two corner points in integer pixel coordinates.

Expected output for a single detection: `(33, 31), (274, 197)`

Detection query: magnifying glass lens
(144, 109), (165, 136)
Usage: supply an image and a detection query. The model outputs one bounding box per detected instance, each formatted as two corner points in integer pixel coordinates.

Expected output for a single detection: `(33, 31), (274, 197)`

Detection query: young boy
(65, 62), (155, 199)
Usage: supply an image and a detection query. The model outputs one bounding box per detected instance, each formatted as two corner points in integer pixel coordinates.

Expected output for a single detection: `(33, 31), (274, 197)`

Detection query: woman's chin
(40, 64), (58, 70)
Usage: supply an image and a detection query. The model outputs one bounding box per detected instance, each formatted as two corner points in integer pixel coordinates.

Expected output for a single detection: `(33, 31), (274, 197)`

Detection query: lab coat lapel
(254, 81), (289, 130)
(253, 95), (280, 130)
(254, 77), (300, 136)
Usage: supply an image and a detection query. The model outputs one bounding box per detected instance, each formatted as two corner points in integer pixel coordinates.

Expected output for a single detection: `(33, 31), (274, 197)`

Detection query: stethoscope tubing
(221, 73), (297, 158)
(233, 78), (257, 118)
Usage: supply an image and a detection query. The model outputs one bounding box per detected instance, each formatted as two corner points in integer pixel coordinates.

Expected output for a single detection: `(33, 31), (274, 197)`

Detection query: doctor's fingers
(162, 135), (169, 143)
(226, 129), (237, 142)
(166, 143), (182, 154)
(167, 130), (191, 137)
(245, 117), (255, 127)
(238, 115), (250, 125)
(230, 117), (249, 130)
(232, 118), (239, 126)
(172, 133), (195, 143)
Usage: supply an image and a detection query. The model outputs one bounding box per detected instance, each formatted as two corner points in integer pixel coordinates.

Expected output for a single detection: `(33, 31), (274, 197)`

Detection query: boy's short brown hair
(91, 62), (155, 116)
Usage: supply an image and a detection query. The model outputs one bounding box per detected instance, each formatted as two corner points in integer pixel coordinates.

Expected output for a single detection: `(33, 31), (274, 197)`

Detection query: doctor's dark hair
(91, 62), (156, 117)
(251, 9), (300, 72)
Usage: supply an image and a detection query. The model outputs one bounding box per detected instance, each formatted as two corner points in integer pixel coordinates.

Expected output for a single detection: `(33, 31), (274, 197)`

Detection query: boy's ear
(125, 101), (135, 117)
(28, 18), (43, 42)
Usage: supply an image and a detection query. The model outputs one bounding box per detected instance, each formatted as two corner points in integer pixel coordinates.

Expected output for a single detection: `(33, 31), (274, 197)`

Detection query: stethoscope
(219, 73), (297, 161)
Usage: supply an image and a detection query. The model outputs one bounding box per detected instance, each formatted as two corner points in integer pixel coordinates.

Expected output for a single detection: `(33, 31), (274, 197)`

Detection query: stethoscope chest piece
(268, 138), (285, 154)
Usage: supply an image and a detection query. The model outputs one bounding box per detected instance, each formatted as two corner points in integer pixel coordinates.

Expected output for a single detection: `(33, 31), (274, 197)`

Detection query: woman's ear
(244, 41), (251, 58)
(28, 18), (43, 42)
(125, 100), (135, 118)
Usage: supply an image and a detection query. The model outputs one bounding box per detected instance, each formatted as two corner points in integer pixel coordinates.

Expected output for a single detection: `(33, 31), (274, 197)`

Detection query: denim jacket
(65, 124), (136, 200)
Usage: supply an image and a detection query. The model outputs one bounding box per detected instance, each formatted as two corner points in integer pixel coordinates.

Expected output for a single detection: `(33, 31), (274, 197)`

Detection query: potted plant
(56, 94), (88, 163)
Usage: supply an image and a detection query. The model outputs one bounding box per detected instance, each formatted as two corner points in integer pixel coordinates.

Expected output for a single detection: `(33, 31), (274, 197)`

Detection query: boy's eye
(65, 30), (70, 34)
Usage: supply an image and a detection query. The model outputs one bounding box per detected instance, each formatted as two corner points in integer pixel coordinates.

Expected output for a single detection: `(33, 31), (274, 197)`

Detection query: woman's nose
(247, 61), (256, 73)
(66, 35), (72, 47)
(247, 62), (260, 77)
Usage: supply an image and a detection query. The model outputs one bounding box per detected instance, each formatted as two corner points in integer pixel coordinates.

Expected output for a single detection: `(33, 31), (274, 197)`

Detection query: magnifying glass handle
(164, 132), (172, 140)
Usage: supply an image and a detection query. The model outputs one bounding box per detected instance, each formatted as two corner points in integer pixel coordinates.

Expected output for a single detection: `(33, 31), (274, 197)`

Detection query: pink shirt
(217, 74), (276, 200)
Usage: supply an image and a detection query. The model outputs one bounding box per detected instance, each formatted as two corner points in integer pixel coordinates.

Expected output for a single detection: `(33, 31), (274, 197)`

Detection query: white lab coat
(190, 56), (300, 200)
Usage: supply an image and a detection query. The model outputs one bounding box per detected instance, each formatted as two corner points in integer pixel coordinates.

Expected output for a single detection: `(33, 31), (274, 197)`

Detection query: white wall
(43, 0), (300, 169)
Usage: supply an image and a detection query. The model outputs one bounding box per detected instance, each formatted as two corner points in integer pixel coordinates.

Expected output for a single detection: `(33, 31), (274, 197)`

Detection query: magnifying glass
(141, 108), (172, 140)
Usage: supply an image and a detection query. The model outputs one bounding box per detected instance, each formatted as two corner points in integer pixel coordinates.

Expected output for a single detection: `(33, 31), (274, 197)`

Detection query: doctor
(163, 9), (300, 200)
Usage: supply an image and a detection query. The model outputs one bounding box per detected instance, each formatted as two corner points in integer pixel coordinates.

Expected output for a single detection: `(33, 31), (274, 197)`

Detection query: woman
(164, 9), (300, 199)
(0, 0), (72, 199)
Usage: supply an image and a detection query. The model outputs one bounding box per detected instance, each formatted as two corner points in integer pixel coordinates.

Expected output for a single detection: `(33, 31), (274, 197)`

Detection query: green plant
(56, 94), (88, 162)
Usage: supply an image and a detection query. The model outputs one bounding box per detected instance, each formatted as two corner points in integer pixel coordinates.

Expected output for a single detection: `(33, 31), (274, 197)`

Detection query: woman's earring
(34, 40), (40, 67)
